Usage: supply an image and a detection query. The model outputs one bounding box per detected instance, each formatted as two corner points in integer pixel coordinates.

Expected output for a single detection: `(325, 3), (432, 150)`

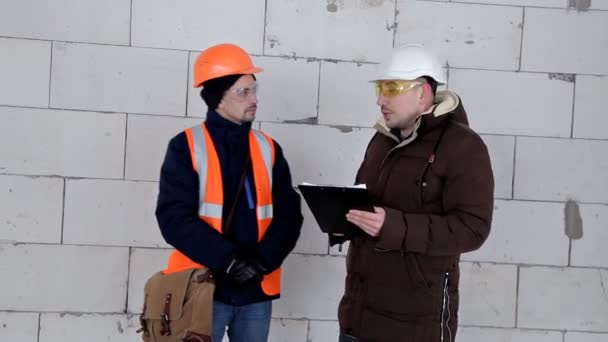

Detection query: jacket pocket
(405, 254), (432, 291)
(418, 169), (443, 205)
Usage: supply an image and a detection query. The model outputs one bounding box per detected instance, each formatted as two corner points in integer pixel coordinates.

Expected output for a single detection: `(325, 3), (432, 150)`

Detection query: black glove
(226, 257), (268, 286)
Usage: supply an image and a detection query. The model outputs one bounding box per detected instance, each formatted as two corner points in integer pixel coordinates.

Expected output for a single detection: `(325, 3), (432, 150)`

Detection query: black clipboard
(298, 184), (374, 234)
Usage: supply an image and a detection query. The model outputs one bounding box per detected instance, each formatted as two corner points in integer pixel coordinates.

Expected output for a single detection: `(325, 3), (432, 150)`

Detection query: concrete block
(0, 107), (125, 178)
(330, 241), (350, 257)
(457, 327), (562, 342)
(571, 204), (608, 268)
(269, 319), (308, 342)
(565, 332), (608, 342)
(318, 61), (379, 127)
(0, 312), (38, 342)
(63, 179), (168, 248)
(396, 1), (522, 70)
(0, 243), (129, 312)
(40, 313), (139, 342)
(450, 69), (573, 137)
(272, 254), (345, 319)
(514, 137), (608, 203)
(51, 42), (188, 116)
(459, 262), (518, 327)
(0, 0), (130, 45)
(131, 0), (265, 53)
(481, 135), (515, 199)
(522, 8), (608, 75)
(259, 122), (375, 186)
(125, 114), (202, 181)
(309, 320), (340, 342)
(573, 75), (608, 139)
(0, 37), (50, 107)
(254, 56), (320, 123)
(265, 0), (394, 62)
(463, 200), (569, 266)
(455, 0), (564, 6)
(0, 175), (63, 243)
(518, 266), (608, 331)
(127, 248), (173, 313)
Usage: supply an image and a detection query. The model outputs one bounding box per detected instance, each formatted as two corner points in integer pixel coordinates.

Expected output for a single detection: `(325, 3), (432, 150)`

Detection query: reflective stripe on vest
(163, 123), (281, 296)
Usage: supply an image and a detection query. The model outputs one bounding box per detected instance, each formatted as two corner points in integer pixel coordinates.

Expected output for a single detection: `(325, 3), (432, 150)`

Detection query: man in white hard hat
(334, 44), (495, 341)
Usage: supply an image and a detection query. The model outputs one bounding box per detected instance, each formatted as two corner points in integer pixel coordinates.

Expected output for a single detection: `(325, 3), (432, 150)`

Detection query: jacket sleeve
(376, 133), (494, 256)
(254, 141), (303, 271)
(155, 132), (236, 272)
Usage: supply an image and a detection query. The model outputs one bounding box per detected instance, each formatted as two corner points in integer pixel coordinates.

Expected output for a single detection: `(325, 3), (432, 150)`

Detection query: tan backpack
(137, 267), (215, 342)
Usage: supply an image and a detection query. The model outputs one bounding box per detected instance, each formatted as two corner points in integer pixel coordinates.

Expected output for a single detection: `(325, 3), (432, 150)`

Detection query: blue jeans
(212, 300), (272, 342)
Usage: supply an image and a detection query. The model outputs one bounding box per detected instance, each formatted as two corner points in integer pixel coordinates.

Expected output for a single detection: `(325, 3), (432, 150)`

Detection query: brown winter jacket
(337, 91), (494, 342)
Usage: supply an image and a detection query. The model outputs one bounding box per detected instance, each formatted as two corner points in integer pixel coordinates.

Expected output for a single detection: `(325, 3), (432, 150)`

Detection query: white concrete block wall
(0, 244), (128, 312)
(268, 319), (308, 342)
(272, 254), (346, 320)
(0, 312), (39, 342)
(1, 0), (607, 340)
(131, 0), (266, 53)
(571, 204), (608, 268)
(514, 137), (608, 203)
(318, 61), (378, 127)
(0, 0), (130, 45)
(50, 42), (189, 116)
(0, 37), (50, 108)
(449, 69), (574, 137)
(309, 321), (340, 342)
(462, 200), (569, 265)
(264, 0), (394, 62)
(0, 175), (63, 243)
(521, 8), (608, 75)
(396, 1), (523, 70)
(573, 75), (608, 139)
(259, 122), (375, 185)
(518, 267), (608, 331)
(0, 107), (126, 178)
(39, 313), (139, 342)
(458, 262), (518, 327)
(125, 114), (202, 181)
(63, 179), (167, 248)
(457, 327), (562, 342)
(254, 56), (320, 123)
(480, 135), (515, 199)
(565, 332), (608, 342)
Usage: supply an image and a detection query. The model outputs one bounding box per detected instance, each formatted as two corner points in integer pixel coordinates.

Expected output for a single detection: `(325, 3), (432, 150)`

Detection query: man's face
(217, 74), (258, 124)
(375, 79), (425, 131)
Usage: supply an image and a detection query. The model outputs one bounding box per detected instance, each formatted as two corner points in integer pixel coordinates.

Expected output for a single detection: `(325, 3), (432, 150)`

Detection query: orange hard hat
(193, 43), (263, 88)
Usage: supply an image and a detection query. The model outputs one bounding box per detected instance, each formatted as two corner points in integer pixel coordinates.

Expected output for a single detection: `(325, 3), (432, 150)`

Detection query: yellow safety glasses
(375, 80), (423, 97)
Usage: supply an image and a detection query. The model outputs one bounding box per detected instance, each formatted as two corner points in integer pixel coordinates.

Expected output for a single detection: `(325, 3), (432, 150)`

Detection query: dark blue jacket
(156, 111), (303, 305)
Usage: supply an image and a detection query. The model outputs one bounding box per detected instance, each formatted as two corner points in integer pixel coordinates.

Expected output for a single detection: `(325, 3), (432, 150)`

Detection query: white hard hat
(373, 44), (446, 85)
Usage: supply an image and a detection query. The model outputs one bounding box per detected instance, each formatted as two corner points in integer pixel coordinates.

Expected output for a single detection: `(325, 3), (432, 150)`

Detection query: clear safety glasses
(229, 84), (259, 101)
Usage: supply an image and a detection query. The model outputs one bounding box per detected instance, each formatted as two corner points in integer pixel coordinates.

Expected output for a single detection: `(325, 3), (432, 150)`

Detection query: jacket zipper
(440, 272), (452, 342)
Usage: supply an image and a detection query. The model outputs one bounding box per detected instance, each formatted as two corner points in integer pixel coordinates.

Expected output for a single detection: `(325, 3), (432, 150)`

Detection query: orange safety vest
(163, 123), (281, 296)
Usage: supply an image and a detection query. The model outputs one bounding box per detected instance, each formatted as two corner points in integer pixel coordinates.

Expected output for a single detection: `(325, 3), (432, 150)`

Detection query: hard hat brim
(194, 66), (264, 88)
(371, 72), (446, 85)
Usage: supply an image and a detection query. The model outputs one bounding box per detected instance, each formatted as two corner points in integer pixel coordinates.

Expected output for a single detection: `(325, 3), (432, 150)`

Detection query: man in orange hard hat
(156, 43), (303, 342)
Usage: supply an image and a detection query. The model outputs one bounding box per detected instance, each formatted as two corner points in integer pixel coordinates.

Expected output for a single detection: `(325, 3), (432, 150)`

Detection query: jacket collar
(205, 110), (252, 135)
(374, 90), (465, 144)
